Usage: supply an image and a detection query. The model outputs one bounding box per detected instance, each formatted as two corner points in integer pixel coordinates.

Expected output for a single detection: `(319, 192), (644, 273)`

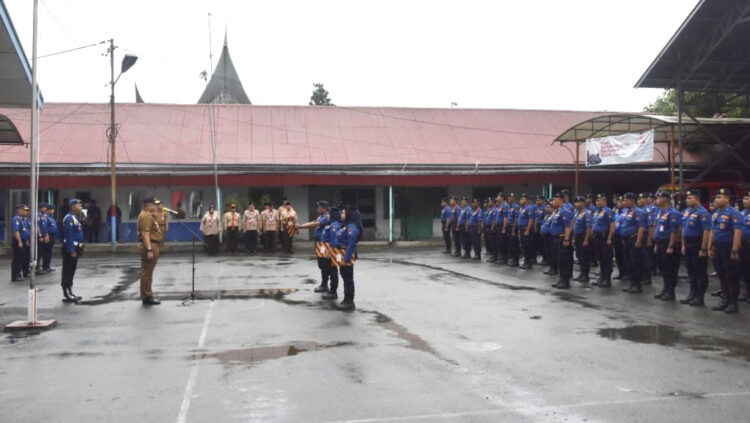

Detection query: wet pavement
(1, 248), (750, 422)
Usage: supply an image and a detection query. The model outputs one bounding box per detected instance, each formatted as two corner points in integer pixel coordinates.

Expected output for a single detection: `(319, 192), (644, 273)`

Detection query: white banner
(585, 129), (654, 167)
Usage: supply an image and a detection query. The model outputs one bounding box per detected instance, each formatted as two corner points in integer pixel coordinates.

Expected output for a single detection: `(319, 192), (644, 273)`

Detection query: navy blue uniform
(550, 207), (574, 284)
(441, 206), (452, 253)
(10, 213), (31, 280)
(620, 207), (647, 289)
(42, 213), (58, 271)
(332, 222), (361, 304)
(469, 208), (483, 258)
(496, 203), (509, 262)
(61, 212), (84, 290)
(573, 209), (593, 280)
(711, 207), (742, 307)
(483, 207), (497, 258)
(506, 203), (520, 265)
(740, 209), (750, 300)
(654, 207), (682, 297)
(613, 208), (628, 279)
(533, 205), (545, 264)
(518, 204), (536, 267)
(682, 205), (711, 300)
(458, 206), (471, 258)
(450, 205), (461, 256)
(592, 207), (615, 284)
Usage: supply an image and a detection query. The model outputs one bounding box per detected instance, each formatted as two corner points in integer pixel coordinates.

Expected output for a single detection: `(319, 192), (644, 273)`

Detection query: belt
(593, 231), (607, 236)
(64, 240), (84, 247)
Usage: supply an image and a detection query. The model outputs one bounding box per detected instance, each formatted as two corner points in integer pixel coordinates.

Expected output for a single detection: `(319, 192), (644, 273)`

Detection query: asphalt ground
(1, 248), (749, 423)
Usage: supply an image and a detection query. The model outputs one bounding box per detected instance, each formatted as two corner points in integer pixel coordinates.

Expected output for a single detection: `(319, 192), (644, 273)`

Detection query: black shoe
(738, 293), (750, 302)
(710, 290), (723, 297)
(613, 274), (624, 280)
(463, 254), (471, 259)
(599, 280), (612, 288)
(578, 276), (590, 284)
(314, 285), (328, 293)
(623, 287), (643, 294)
(660, 293), (676, 302)
(486, 257), (497, 262)
(540, 261), (548, 266)
(62, 297), (78, 303)
(472, 256), (481, 260)
(679, 296), (694, 305)
(711, 303), (727, 311)
(573, 275), (582, 282)
(520, 263), (532, 270)
(337, 299), (356, 312)
(547, 271), (559, 276)
(653, 292), (665, 299)
(642, 278), (652, 286)
(591, 280), (601, 287)
(724, 303), (739, 314)
(688, 297), (705, 307)
(321, 291), (338, 300)
(555, 282), (571, 289)
(11, 277), (24, 282)
(142, 297), (161, 305)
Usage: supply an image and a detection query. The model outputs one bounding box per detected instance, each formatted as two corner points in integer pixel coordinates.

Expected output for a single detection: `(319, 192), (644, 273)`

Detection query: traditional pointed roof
(135, 83), (144, 103)
(197, 33), (251, 104)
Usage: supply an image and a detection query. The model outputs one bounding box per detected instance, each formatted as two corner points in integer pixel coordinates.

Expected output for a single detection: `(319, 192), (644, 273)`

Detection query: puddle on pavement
(78, 266), (141, 305)
(190, 341), (352, 365)
(377, 259), (536, 291)
(529, 315), (543, 320)
(3, 331), (41, 345)
(598, 325), (750, 361)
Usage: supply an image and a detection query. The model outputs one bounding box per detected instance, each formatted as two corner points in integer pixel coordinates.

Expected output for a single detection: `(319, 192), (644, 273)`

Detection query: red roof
(0, 103), (689, 167)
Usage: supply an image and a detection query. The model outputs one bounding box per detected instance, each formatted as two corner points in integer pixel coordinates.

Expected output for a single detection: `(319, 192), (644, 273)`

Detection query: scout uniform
(591, 196), (615, 287)
(242, 207), (261, 253)
(710, 188), (743, 313)
(223, 206), (241, 254)
(137, 198), (163, 304)
(280, 205), (298, 254)
(61, 199), (85, 302)
(653, 195), (682, 300)
(200, 209), (222, 255)
(681, 190), (711, 305)
(10, 204), (30, 281)
(260, 206), (279, 251)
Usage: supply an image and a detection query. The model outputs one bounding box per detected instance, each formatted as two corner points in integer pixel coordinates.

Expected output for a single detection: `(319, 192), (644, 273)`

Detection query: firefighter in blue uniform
(652, 191), (682, 301)
(440, 198), (452, 254)
(61, 199), (85, 302)
(297, 200), (332, 294)
(550, 193), (574, 288)
(468, 198), (483, 260)
(450, 197), (462, 257)
(680, 189), (711, 306)
(321, 207), (341, 300)
(458, 197), (471, 258)
(534, 196), (546, 265)
(10, 204), (30, 282)
(34, 203), (49, 274)
(612, 195), (628, 280)
(646, 193), (659, 276)
(637, 193), (654, 286)
(487, 195), (501, 262)
(42, 204), (58, 273)
(708, 188), (743, 314)
(496, 193), (509, 264)
(483, 198), (496, 260)
(332, 205), (362, 312)
(620, 193), (647, 293)
(518, 194), (536, 269)
(738, 191), (750, 303)
(572, 196), (593, 283)
(585, 194), (598, 268)
(506, 193), (520, 267)
(540, 203), (554, 273)
(591, 194), (615, 287)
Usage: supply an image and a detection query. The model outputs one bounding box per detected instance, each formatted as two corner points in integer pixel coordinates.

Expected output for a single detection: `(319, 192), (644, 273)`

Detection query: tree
(644, 89), (750, 118)
(309, 83), (334, 106)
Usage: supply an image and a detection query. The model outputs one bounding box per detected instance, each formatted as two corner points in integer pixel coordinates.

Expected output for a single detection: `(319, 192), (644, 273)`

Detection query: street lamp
(107, 39), (137, 251)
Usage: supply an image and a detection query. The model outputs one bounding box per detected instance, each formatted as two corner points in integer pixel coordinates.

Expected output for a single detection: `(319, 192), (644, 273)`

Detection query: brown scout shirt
(137, 210), (163, 243)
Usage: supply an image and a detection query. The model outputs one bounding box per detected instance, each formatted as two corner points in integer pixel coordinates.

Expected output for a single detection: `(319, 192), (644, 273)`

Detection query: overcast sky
(6, 0), (697, 111)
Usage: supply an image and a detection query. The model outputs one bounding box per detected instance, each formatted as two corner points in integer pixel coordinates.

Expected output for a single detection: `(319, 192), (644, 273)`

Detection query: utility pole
(108, 39), (117, 252)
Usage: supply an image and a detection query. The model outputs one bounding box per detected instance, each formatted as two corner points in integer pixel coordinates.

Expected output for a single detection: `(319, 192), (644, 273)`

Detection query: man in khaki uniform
(223, 204), (241, 254)
(154, 199), (169, 248)
(242, 203), (260, 253)
(260, 203), (279, 252)
(200, 205), (222, 255)
(279, 200), (298, 253)
(137, 197), (162, 305)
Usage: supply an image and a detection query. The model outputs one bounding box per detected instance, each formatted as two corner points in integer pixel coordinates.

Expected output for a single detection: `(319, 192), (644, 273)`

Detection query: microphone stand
(166, 211), (213, 305)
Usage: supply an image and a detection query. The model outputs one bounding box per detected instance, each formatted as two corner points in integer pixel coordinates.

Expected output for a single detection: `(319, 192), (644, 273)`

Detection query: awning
(0, 0), (40, 109)
(0, 113), (22, 144)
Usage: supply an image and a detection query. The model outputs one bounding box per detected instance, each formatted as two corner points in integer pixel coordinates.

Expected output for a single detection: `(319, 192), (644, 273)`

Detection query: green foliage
(644, 89), (750, 118)
(309, 83), (334, 106)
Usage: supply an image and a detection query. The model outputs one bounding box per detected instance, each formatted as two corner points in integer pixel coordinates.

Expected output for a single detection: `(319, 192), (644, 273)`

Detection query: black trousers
(593, 232), (613, 279)
(61, 246), (81, 289)
(442, 225), (452, 252)
(613, 234), (627, 277)
(281, 230), (293, 253)
(554, 236), (573, 280)
(483, 227), (494, 255)
(244, 230), (258, 253)
(533, 227), (544, 262)
(544, 235), (557, 272)
(452, 227), (462, 255)
(497, 232), (508, 262)
(42, 236), (55, 270)
(88, 222), (100, 243)
(507, 230), (520, 263)
(521, 233), (534, 265)
(741, 241), (750, 296)
(683, 236), (708, 298)
(574, 234), (592, 277)
(205, 234), (219, 255)
(317, 257), (336, 289)
(655, 239), (680, 295)
(713, 242), (741, 305)
(623, 235), (644, 288)
(339, 265), (354, 300)
(470, 226), (481, 257)
(225, 227), (240, 253)
(489, 230), (499, 260)
(644, 240), (655, 277)
(460, 226), (471, 257)
(11, 241), (30, 279)
(264, 231), (277, 251)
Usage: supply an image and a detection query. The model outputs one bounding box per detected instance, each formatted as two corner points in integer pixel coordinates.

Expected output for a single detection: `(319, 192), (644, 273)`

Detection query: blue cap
(657, 191), (671, 199)
(574, 195), (585, 202)
(624, 192), (637, 201)
(47, 204), (56, 210)
(16, 203), (27, 210)
(69, 198), (82, 206)
(38, 202), (48, 208)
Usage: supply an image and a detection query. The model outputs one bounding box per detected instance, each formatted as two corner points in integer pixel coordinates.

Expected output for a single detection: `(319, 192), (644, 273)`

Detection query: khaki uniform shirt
(155, 209), (169, 236)
(280, 207), (297, 228)
(223, 211), (241, 230)
(243, 209), (260, 231)
(137, 211), (163, 243)
(200, 212), (221, 235)
(261, 209), (278, 231)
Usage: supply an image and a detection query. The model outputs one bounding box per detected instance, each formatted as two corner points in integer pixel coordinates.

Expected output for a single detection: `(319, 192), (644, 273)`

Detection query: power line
(39, 40), (106, 59)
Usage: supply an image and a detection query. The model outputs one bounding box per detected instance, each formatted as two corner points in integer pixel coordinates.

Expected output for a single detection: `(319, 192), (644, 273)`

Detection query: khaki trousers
(138, 242), (160, 299)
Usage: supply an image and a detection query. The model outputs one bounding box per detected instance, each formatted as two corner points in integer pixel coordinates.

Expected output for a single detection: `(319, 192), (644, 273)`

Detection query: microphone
(162, 207), (180, 215)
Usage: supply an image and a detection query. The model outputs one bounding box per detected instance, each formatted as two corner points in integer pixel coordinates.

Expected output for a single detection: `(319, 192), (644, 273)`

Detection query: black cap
(637, 193), (647, 199)
(596, 193), (606, 200)
(38, 202), (48, 208)
(143, 197), (155, 204)
(47, 204), (56, 210)
(521, 193), (530, 199)
(715, 187), (732, 197)
(657, 191), (671, 199)
(742, 191), (750, 198)
(553, 192), (565, 199)
(536, 195), (545, 200)
(685, 188), (701, 197)
(561, 189), (570, 196)
(586, 193), (594, 199)
(15, 203), (26, 210)
(574, 195), (585, 202)
(624, 192), (636, 201)
(316, 200), (329, 209)
(497, 192), (505, 198)
(441, 197), (448, 203)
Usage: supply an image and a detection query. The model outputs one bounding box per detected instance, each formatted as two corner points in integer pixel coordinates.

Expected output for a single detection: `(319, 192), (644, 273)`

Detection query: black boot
(555, 279), (571, 289)
(660, 292), (676, 301)
(338, 297), (356, 312)
(62, 287), (77, 303)
(67, 287), (82, 301)
(711, 301), (728, 311)
(599, 276), (612, 288)
(688, 297), (705, 307)
(724, 303), (739, 314)
(679, 295), (695, 305)
(321, 290), (338, 300)
(578, 274), (590, 284)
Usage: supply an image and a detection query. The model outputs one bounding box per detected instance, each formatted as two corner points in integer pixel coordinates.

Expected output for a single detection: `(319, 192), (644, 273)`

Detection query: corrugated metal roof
(0, 103), (702, 167)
